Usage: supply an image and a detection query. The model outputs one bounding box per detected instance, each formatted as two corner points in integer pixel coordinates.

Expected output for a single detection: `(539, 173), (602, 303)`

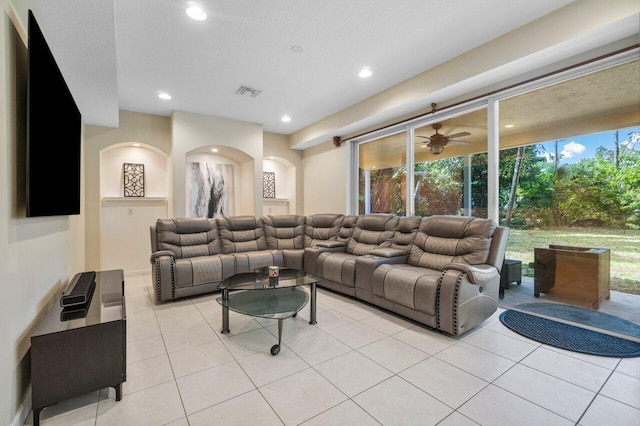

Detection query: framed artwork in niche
(263, 172), (275, 198)
(123, 163), (145, 197)
(186, 162), (235, 218)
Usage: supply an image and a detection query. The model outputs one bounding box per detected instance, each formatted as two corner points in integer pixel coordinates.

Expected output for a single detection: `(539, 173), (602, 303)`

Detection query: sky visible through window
(537, 125), (640, 165)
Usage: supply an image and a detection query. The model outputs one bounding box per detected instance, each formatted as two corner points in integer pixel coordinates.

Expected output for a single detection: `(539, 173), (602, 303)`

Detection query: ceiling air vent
(235, 86), (262, 98)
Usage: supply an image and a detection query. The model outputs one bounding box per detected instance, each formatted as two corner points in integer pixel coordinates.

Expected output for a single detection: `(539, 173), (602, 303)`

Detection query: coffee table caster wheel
(270, 344), (280, 355)
(292, 313), (297, 318)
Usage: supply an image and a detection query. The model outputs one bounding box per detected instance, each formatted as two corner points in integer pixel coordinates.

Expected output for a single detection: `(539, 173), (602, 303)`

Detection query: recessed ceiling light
(281, 115), (291, 122)
(291, 45), (304, 53)
(505, 124), (515, 128)
(186, 4), (207, 20)
(211, 148), (218, 153)
(268, 156), (275, 160)
(132, 143), (141, 147)
(158, 92), (172, 100)
(358, 67), (373, 78)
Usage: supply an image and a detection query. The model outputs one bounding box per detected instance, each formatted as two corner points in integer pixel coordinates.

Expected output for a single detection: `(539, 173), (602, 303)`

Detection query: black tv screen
(27, 10), (81, 217)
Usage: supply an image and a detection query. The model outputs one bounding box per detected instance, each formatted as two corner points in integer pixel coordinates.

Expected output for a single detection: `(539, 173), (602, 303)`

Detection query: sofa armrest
(150, 250), (175, 265)
(355, 253), (408, 294)
(316, 241), (346, 249)
(152, 252), (176, 302)
(445, 263), (499, 285)
(368, 248), (406, 258)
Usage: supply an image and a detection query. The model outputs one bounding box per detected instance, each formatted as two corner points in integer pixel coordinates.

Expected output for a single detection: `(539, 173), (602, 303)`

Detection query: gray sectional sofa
(149, 214), (509, 335)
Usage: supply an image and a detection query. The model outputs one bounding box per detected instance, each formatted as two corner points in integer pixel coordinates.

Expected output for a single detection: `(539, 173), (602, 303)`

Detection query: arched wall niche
(185, 145), (254, 218)
(99, 141), (169, 274)
(263, 155), (296, 215)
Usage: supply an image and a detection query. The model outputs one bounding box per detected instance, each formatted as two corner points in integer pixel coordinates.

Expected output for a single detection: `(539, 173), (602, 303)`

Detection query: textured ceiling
(27, 0), (577, 134)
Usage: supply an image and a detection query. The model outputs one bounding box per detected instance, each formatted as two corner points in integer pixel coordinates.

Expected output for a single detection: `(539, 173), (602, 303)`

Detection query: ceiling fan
(416, 123), (470, 155)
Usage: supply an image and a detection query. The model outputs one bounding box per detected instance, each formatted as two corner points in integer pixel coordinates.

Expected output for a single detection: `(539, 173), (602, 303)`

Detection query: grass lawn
(505, 228), (640, 295)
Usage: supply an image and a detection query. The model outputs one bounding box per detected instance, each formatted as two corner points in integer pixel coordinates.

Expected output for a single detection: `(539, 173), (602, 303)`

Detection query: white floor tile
(578, 395), (640, 426)
(313, 309), (356, 331)
(435, 342), (515, 382)
(459, 384), (574, 426)
(168, 339), (235, 378)
(260, 368), (347, 425)
(237, 348), (309, 387)
(358, 336), (429, 373)
(599, 371), (640, 409)
(162, 323), (218, 353)
(330, 321), (386, 349)
(462, 328), (539, 361)
(315, 351), (393, 397)
(300, 400), (378, 425)
(221, 327), (285, 359)
(286, 331), (352, 365)
(360, 311), (413, 335)
(393, 325), (457, 354)
(494, 364), (595, 422)
(264, 315), (325, 344)
(33, 391), (99, 426)
(399, 356), (488, 409)
(156, 309), (208, 334)
(122, 353), (174, 395)
(188, 390), (282, 426)
(353, 376), (452, 426)
(437, 411), (479, 426)
(126, 335), (166, 364)
(520, 347), (612, 392)
(616, 356), (640, 379)
(176, 363), (255, 415)
(96, 381), (185, 426)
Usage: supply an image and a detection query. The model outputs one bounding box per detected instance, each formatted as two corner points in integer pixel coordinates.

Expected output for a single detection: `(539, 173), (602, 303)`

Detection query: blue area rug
(499, 305), (640, 358)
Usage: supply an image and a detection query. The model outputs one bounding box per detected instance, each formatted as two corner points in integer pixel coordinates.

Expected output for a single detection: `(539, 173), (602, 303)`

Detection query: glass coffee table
(217, 267), (318, 355)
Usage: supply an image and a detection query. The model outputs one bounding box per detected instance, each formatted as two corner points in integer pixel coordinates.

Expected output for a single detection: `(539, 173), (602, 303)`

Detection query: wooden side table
(30, 270), (126, 426)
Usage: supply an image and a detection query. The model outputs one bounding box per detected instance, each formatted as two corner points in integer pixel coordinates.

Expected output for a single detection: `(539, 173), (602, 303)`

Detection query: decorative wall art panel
(123, 163), (145, 197)
(186, 162), (234, 218)
(263, 171), (275, 198)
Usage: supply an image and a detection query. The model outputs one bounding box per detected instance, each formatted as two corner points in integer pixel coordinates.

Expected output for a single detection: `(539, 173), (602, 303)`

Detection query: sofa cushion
(217, 216), (268, 254)
(408, 216), (497, 270)
(174, 254), (235, 287)
(304, 214), (344, 247)
(263, 215), (305, 249)
(156, 218), (220, 259)
(371, 264), (441, 315)
(346, 215), (398, 255)
(233, 250), (285, 274)
(316, 252), (358, 287)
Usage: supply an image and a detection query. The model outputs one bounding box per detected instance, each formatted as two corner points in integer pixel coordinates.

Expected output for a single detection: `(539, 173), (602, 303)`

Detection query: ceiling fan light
(430, 145), (444, 155)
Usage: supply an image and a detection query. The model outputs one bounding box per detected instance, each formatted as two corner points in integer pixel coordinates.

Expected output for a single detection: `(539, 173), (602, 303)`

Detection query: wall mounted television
(26, 9), (81, 217)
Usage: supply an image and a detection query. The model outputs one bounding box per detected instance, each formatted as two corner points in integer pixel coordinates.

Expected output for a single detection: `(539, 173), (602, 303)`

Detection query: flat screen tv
(26, 10), (81, 217)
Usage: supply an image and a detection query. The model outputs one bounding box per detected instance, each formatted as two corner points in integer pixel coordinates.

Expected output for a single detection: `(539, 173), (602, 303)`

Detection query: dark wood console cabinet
(30, 269), (126, 426)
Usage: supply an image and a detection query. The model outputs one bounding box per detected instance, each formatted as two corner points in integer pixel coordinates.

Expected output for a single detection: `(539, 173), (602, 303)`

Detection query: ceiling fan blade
(416, 135), (430, 139)
(448, 140), (470, 146)
(445, 132), (471, 139)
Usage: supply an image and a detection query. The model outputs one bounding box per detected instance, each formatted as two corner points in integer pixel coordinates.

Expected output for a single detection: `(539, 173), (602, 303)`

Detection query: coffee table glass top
(220, 267), (319, 291)
(217, 286), (309, 320)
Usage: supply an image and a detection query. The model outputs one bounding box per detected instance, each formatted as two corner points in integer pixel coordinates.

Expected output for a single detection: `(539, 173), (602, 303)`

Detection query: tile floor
(26, 273), (640, 426)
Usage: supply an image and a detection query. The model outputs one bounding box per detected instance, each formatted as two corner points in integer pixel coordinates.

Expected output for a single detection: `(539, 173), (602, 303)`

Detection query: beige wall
(303, 142), (349, 215)
(1, 3), (85, 425)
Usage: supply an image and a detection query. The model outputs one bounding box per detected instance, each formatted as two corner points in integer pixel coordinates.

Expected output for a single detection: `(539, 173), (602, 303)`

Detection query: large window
(350, 54), (639, 325)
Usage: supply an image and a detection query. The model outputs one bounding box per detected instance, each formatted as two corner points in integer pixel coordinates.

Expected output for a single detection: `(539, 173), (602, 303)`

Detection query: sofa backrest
(217, 215), (268, 253)
(304, 214), (344, 247)
(346, 214), (398, 255)
(391, 216), (421, 252)
(408, 215), (497, 270)
(155, 218), (220, 259)
(263, 215), (305, 249)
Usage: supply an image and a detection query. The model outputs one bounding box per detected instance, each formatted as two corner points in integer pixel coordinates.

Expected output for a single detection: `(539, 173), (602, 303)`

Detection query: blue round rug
(499, 305), (640, 358)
